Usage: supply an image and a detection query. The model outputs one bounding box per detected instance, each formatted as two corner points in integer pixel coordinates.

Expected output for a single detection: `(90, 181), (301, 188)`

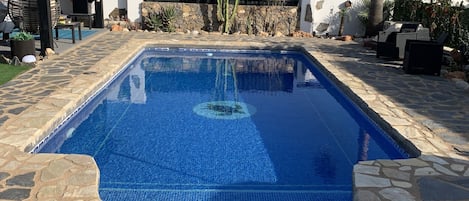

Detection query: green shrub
(144, 6), (177, 32)
(11, 32), (33, 41)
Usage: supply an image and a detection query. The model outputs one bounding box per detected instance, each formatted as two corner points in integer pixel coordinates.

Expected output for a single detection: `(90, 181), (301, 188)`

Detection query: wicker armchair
(0, 1), (15, 40)
(376, 23), (424, 59)
(7, 0), (60, 33)
(402, 33), (448, 75)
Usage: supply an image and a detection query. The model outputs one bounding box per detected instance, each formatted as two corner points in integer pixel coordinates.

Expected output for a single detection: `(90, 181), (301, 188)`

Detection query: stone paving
(0, 31), (468, 200)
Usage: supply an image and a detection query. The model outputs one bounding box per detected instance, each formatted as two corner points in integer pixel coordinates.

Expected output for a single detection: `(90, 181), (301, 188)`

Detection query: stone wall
(141, 2), (299, 35)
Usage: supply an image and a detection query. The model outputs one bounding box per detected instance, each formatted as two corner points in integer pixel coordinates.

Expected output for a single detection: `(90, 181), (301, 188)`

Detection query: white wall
(127, 0), (143, 22)
(101, 0), (142, 22)
(102, 0), (119, 19)
(300, 0), (365, 36)
(299, 0), (314, 34)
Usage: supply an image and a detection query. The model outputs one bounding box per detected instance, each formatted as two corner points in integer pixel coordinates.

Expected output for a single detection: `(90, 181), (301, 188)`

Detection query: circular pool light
(193, 101), (256, 120)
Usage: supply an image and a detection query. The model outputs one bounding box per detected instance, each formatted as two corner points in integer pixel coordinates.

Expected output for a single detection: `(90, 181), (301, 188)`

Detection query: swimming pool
(36, 48), (408, 201)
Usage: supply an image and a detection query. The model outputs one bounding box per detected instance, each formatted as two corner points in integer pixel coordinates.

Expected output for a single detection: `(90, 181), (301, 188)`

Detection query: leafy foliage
(392, 0), (469, 50)
(356, 0), (394, 26)
(144, 6), (177, 32)
(11, 32), (33, 41)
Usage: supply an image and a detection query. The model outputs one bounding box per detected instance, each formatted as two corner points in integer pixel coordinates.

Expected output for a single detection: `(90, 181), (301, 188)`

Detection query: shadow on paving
(417, 156), (469, 201)
(308, 42), (469, 156)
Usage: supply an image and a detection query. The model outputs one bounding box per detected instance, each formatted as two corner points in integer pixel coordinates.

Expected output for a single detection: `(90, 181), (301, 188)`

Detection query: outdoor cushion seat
(402, 32), (448, 75)
(0, 0), (14, 40)
(376, 31), (400, 59)
(376, 23), (426, 59)
(8, 0), (61, 33)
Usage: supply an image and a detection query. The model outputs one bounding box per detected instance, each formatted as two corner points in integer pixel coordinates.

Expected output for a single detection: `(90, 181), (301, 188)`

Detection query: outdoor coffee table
(67, 13), (95, 30)
(54, 22), (82, 44)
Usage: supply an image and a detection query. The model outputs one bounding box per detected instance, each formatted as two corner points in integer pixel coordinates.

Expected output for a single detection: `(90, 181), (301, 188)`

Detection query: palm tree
(365, 0), (384, 37)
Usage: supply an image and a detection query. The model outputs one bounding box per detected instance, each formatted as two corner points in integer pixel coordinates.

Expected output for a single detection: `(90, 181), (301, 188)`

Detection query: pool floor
(37, 49), (407, 200)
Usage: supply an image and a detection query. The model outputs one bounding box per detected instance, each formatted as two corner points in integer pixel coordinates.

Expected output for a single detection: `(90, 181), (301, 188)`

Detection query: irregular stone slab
(394, 126), (425, 139)
(464, 168), (469, 176)
(65, 154), (95, 166)
(7, 107), (26, 115)
(420, 155), (449, 165)
(434, 164), (459, 176)
(2, 161), (22, 171)
(67, 170), (97, 186)
(399, 166), (412, 171)
(381, 115), (412, 126)
(394, 158), (429, 167)
(0, 116), (8, 124)
(415, 167), (441, 176)
(26, 154), (59, 163)
(355, 173), (391, 188)
(450, 164), (465, 172)
(412, 139), (440, 153)
(419, 177), (469, 201)
(377, 159), (399, 167)
(63, 185), (99, 198)
(37, 185), (66, 198)
(391, 180), (412, 188)
(354, 190), (382, 201)
(382, 168), (411, 181)
(379, 187), (415, 201)
(0, 172), (10, 181)
(354, 164), (380, 175)
(41, 159), (74, 182)
(421, 119), (446, 131)
(0, 188), (31, 200)
(358, 160), (375, 165)
(6, 172), (35, 187)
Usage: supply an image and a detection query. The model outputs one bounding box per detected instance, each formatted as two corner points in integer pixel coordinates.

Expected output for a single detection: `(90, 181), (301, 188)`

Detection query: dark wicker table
(54, 22), (82, 44)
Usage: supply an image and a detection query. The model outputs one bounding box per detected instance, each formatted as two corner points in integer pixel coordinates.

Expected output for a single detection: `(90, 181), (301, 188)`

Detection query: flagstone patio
(0, 31), (468, 200)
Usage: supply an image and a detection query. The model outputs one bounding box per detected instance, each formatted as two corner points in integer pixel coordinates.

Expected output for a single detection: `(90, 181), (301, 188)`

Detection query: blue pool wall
(297, 48), (420, 158)
(33, 45), (419, 158)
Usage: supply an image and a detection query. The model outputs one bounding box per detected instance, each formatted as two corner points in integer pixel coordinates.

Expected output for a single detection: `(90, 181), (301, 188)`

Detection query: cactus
(217, 0), (239, 33)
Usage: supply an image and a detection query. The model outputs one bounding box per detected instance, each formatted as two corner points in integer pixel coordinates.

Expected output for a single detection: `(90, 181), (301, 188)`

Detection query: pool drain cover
(193, 101), (256, 120)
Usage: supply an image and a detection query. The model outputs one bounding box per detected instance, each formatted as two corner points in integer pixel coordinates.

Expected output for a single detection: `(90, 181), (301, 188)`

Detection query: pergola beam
(38, 0), (54, 56)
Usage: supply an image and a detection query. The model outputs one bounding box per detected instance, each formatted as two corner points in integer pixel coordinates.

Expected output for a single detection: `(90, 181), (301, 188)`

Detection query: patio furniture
(8, 0), (61, 33)
(402, 32), (448, 75)
(66, 13), (94, 30)
(54, 22), (82, 43)
(376, 23), (430, 59)
(0, 1), (14, 40)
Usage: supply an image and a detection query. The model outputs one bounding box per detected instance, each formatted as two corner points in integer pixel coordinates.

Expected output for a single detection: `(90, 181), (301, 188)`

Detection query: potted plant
(10, 32), (35, 60)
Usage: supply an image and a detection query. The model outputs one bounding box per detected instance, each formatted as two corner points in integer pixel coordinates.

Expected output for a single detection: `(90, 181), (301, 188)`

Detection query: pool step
(99, 188), (352, 201)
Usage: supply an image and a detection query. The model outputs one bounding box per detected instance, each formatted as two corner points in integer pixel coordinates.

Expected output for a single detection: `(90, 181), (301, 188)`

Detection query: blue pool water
(37, 48), (408, 201)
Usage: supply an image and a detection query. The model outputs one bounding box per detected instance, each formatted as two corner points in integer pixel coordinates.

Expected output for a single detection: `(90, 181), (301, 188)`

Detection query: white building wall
(299, 0), (314, 34)
(127, 0), (143, 22)
(300, 0), (365, 36)
(101, 0), (142, 21)
(102, 0), (119, 19)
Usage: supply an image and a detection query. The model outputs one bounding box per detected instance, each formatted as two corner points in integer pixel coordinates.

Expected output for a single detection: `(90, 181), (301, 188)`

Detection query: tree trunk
(338, 14), (345, 36)
(365, 0), (384, 37)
